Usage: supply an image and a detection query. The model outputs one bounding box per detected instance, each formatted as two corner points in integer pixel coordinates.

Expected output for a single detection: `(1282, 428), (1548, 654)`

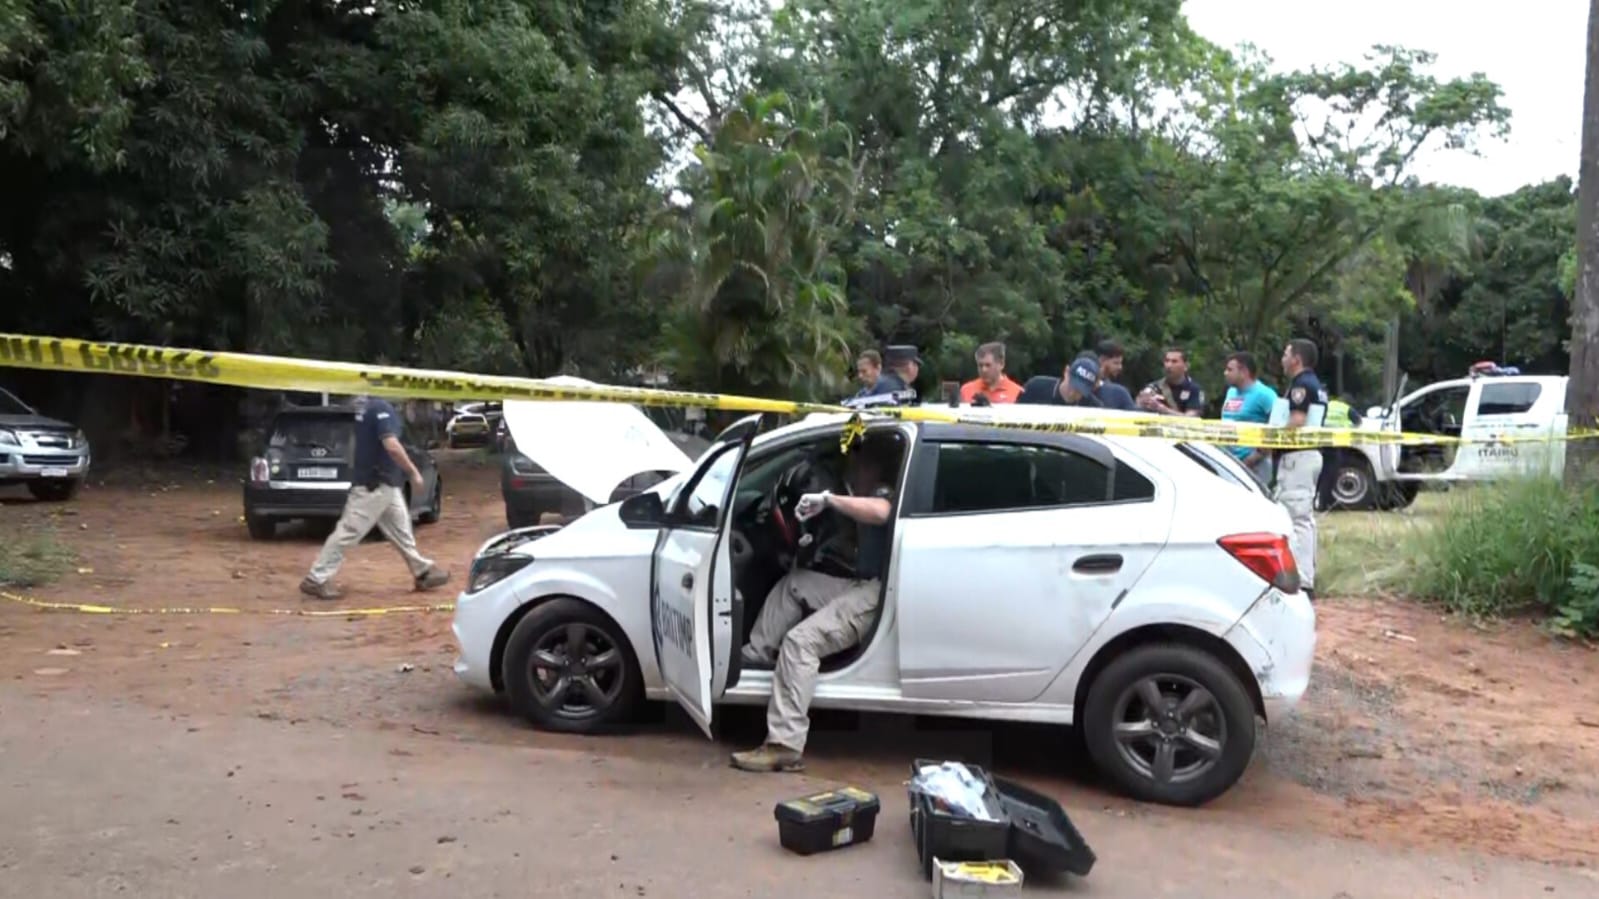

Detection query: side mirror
(618, 491), (667, 529)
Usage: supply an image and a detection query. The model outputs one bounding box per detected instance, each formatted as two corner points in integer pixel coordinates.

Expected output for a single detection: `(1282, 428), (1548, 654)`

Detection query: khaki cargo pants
(1274, 450), (1323, 591)
(306, 485), (433, 585)
(746, 568), (881, 754)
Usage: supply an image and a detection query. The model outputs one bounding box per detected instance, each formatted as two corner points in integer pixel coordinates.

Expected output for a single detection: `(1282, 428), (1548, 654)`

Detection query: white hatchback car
(452, 408), (1316, 806)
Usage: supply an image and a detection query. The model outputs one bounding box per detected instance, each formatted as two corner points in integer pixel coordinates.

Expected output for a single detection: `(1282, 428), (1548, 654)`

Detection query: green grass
(0, 528), (77, 589)
(1320, 479), (1599, 638)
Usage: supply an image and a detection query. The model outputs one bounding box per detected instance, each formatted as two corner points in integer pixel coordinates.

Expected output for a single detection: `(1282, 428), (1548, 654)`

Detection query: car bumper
(1223, 588), (1317, 721)
(452, 575), (525, 693)
(243, 483), (350, 519)
(0, 447), (91, 481)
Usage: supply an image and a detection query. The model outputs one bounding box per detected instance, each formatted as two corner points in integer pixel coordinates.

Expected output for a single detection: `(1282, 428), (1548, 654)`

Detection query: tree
(1568, 0), (1599, 483)
(656, 92), (862, 398)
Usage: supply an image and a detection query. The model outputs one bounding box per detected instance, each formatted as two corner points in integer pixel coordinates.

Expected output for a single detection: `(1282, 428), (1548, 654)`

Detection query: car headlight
(468, 554), (534, 594)
(0, 428), (16, 446)
(72, 429), (86, 448)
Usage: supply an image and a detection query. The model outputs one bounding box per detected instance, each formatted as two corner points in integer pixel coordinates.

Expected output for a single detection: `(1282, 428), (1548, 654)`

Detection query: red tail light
(250, 457), (270, 483)
(1218, 532), (1301, 594)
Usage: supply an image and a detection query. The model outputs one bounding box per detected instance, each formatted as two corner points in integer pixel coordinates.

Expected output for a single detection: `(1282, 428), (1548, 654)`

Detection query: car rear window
(1174, 442), (1259, 492)
(270, 416), (355, 454)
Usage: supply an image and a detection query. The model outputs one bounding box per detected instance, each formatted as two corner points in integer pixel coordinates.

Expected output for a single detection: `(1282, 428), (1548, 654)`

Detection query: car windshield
(269, 416), (355, 454)
(0, 388), (34, 416)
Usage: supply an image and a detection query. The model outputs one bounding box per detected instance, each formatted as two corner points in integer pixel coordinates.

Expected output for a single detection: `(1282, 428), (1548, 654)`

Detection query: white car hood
(501, 378), (695, 504)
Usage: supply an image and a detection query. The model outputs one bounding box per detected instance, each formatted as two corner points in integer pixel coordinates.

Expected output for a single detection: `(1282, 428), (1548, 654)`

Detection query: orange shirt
(959, 376), (1022, 405)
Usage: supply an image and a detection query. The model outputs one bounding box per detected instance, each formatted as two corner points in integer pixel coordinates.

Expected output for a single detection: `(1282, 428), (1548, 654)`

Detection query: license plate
(40, 467), (69, 478)
(297, 466), (340, 480)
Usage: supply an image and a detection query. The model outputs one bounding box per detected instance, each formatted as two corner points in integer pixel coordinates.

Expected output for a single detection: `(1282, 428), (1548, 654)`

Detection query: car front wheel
(502, 599), (640, 734)
(1082, 643), (1257, 806)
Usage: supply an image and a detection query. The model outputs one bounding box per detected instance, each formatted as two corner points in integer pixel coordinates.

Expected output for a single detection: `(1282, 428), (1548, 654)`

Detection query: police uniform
(1276, 370), (1327, 593)
(1147, 376), (1206, 414)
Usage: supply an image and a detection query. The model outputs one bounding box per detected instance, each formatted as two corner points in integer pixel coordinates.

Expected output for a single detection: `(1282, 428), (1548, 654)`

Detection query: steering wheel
(768, 474), (799, 549)
(729, 529), (753, 567)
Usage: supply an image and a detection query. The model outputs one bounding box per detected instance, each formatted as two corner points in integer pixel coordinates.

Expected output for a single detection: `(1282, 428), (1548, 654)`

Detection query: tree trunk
(1567, 0), (1599, 484)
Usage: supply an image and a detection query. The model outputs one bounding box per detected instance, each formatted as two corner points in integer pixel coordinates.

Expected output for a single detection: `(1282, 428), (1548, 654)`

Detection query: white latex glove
(794, 491), (831, 522)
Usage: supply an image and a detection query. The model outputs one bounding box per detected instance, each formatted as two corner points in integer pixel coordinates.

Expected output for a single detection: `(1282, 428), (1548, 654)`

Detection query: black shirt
(1096, 382), (1137, 410)
(1018, 375), (1104, 407)
(1286, 369), (1328, 423)
(853, 484), (895, 580)
(353, 398), (406, 487)
(1147, 376), (1206, 414)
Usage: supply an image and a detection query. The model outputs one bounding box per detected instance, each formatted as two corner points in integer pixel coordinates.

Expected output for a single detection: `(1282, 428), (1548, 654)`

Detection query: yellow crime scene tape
(0, 589), (452, 618)
(0, 332), (1590, 450)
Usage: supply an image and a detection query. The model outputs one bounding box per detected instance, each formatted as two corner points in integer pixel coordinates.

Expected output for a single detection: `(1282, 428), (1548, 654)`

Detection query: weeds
(0, 528), (76, 589)
(1323, 478), (1599, 639)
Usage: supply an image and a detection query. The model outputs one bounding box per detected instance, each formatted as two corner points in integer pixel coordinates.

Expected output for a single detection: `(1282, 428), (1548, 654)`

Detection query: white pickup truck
(1318, 370), (1569, 511)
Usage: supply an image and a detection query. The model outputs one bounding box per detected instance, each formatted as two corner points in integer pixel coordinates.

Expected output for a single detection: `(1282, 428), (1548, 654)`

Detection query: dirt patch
(3, 463), (1598, 868)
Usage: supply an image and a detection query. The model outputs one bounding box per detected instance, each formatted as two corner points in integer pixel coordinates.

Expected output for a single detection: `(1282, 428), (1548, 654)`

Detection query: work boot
(740, 644), (773, 667)
(414, 566), (451, 591)
(730, 743), (804, 773)
(300, 577), (343, 601)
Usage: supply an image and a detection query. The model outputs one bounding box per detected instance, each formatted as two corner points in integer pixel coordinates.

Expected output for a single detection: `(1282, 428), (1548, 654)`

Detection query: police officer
(844, 345), (921, 408)
(1277, 338), (1327, 600)
(1018, 354), (1106, 407)
(301, 396), (451, 600)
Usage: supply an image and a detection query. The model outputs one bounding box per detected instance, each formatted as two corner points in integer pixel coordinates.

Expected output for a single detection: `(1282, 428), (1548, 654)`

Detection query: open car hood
(501, 378), (697, 505)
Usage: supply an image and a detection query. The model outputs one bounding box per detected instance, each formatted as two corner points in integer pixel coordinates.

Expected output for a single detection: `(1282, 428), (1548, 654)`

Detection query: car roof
(785, 407), (1171, 450)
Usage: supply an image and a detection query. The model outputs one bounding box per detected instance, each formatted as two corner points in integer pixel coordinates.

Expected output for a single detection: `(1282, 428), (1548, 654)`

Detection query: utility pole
(1567, 0), (1599, 483)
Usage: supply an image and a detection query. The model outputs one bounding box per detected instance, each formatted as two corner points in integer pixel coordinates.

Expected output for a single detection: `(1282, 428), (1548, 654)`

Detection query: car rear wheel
(418, 478), (442, 525)
(502, 599), (640, 734)
(1322, 454), (1376, 511)
(1082, 643), (1256, 807)
(27, 479), (81, 502)
(245, 513), (277, 540)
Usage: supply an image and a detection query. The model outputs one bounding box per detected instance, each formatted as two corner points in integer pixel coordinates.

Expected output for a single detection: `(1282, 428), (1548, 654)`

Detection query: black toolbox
(908, 759), (1096, 880)
(907, 759), (1010, 879)
(992, 775), (1097, 876)
(774, 786), (881, 855)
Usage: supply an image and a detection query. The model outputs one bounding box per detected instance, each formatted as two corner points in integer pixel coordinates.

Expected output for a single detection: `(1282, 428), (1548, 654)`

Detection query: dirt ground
(3, 451), (1598, 890)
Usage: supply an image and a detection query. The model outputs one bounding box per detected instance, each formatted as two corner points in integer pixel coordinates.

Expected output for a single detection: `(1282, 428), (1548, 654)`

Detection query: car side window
(929, 442), (1149, 514)
(1477, 382), (1541, 416)
(671, 443), (741, 528)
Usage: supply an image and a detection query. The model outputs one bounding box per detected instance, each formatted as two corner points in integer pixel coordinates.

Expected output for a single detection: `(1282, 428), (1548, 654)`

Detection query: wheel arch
(1072, 623), (1266, 722)
(488, 594), (640, 695)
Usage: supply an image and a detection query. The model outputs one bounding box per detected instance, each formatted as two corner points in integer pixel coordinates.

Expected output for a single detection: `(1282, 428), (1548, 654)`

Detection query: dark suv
(243, 404), (443, 539)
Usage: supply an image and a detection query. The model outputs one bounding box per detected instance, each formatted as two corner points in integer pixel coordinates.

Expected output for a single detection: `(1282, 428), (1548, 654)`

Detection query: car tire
(27, 478), (81, 502)
(1082, 643), (1257, 807)
(418, 479), (442, 525)
(502, 599), (641, 735)
(1321, 454), (1376, 511)
(245, 514), (277, 540)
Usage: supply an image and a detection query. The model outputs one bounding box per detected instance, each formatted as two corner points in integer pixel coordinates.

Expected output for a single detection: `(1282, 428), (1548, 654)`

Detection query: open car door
(650, 414), (761, 738)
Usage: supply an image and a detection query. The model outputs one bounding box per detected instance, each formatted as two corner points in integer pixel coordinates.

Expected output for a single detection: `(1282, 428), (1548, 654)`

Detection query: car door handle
(1073, 554), (1123, 575)
(681, 572), (694, 590)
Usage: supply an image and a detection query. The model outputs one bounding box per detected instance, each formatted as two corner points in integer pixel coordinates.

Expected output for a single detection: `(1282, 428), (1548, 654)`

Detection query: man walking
(1138, 346), (1206, 416)
(1220, 351), (1277, 486)
(300, 396), (451, 600)
(958, 342), (1022, 405)
(1277, 339), (1328, 600)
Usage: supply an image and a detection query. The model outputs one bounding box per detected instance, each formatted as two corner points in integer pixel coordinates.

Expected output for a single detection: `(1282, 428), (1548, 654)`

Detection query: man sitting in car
(731, 438), (895, 773)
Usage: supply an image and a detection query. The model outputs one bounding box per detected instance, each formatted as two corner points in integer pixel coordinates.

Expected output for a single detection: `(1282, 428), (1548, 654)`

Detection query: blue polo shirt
(1221, 381), (1277, 460)
(353, 398), (406, 487)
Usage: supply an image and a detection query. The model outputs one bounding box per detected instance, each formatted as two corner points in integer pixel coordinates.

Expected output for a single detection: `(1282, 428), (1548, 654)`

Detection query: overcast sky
(1184, 0), (1585, 197)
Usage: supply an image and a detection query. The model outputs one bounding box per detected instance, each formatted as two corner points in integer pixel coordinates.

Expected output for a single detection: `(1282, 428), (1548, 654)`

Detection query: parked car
(500, 430), (711, 529)
(0, 386), (91, 501)
(1321, 367), (1569, 510)
(452, 405), (1315, 806)
(446, 402), (502, 448)
(243, 404), (443, 539)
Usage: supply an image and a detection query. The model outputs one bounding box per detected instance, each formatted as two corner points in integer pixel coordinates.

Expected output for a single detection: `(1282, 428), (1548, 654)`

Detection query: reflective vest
(1324, 399), (1353, 428)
